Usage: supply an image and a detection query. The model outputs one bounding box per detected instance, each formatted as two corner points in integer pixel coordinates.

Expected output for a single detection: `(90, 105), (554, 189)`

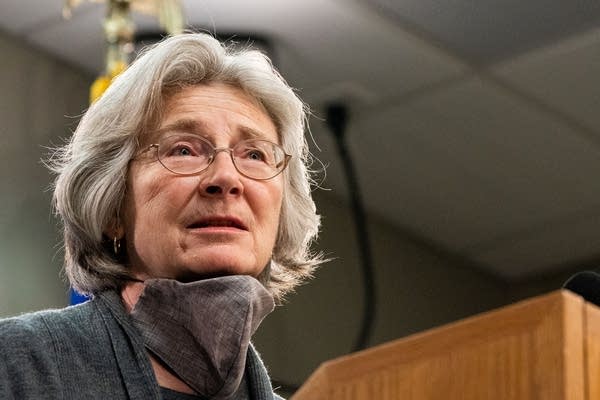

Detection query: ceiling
(2, 0), (600, 281)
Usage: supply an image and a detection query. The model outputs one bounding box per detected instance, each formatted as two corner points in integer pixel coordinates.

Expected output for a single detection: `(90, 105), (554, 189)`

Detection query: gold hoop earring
(113, 237), (121, 255)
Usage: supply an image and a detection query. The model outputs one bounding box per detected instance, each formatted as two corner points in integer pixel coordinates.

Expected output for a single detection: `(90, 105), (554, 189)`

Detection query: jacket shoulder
(0, 300), (110, 396)
(0, 300), (98, 343)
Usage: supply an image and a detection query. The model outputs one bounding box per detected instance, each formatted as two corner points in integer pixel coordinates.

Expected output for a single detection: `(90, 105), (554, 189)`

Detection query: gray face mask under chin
(129, 275), (275, 399)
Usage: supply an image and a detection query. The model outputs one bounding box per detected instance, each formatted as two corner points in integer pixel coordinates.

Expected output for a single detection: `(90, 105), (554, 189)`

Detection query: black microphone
(563, 271), (600, 307)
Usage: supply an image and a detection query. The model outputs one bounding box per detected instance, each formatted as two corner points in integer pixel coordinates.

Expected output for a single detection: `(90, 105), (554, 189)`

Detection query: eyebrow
(153, 119), (272, 142)
(153, 119), (208, 138)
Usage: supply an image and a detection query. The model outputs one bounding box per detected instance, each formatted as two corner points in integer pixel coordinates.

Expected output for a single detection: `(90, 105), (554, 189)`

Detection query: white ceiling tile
(366, 0), (600, 63)
(271, 1), (468, 108)
(494, 28), (600, 134)
(335, 77), (600, 255)
(23, 4), (105, 73)
(27, 4), (170, 74)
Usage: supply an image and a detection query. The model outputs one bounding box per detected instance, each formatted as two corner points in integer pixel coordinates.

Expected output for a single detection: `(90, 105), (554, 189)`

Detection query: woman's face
(121, 83), (283, 281)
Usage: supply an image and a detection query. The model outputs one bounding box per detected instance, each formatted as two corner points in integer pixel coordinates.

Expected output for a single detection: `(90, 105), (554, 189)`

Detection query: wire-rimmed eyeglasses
(140, 133), (291, 180)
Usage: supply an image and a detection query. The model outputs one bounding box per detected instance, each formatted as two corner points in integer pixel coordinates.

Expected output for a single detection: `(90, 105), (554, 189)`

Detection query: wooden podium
(293, 290), (600, 400)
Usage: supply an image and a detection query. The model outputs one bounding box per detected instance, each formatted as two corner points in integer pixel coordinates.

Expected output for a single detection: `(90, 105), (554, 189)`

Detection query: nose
(197, 150), (243, 196)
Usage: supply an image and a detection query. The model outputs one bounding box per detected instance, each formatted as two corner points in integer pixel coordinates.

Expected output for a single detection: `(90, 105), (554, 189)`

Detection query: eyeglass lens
(155, 134), (288, 179)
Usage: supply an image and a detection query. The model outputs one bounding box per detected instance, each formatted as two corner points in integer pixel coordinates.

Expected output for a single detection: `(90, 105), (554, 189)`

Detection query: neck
(121, 281), (144, 312)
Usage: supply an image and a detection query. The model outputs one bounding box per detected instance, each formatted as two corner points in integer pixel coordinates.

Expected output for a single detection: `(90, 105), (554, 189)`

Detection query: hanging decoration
(63, 0), (184, 103)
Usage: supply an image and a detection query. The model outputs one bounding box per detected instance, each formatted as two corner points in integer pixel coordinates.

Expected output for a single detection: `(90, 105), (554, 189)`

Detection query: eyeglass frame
(136, 134), (292, 181)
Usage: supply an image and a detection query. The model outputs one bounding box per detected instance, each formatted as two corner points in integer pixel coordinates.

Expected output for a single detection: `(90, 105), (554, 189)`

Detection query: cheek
(258, 181), (284, 237)
(123, 167), (183, 230)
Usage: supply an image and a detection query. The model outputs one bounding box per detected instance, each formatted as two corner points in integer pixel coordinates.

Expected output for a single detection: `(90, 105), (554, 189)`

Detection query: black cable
(326, 103), (376, 352)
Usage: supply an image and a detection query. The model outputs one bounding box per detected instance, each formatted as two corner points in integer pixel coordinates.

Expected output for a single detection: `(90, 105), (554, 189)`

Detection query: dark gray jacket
(0, 291), (282, 399)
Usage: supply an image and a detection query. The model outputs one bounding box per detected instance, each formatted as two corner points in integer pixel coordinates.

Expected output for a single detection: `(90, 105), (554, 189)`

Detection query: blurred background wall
(0, 31), (89, 315)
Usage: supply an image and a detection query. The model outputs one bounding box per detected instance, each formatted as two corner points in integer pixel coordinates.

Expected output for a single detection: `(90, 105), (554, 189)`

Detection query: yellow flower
(89, 75), (111, 104)
(89, 62), (127, 104)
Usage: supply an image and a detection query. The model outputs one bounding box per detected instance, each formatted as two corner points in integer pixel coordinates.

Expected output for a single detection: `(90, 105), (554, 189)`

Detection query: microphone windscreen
(563, 271), (600, 307)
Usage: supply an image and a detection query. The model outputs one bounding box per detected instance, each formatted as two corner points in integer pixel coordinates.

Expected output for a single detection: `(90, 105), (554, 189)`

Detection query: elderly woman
(0, 33), (321, 399)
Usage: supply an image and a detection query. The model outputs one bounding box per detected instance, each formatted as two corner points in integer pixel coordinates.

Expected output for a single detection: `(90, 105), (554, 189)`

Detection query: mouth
(187, 217), (248, 231)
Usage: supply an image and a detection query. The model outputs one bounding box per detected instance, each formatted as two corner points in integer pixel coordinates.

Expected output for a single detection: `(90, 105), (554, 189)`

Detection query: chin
(175, 263), (262, 282)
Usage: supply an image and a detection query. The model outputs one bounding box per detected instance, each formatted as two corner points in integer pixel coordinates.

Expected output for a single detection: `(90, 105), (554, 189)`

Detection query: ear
(113, 225), (125, 240)
(104, 218), (125, 240)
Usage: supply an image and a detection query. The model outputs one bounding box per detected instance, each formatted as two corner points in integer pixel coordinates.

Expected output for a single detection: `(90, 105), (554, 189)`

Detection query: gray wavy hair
(51, 33), (322, 302)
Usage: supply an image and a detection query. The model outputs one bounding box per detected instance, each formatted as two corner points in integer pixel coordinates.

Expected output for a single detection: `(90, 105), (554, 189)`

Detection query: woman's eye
(169, 145), (195, 156)
(246, 149), (266, 161)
